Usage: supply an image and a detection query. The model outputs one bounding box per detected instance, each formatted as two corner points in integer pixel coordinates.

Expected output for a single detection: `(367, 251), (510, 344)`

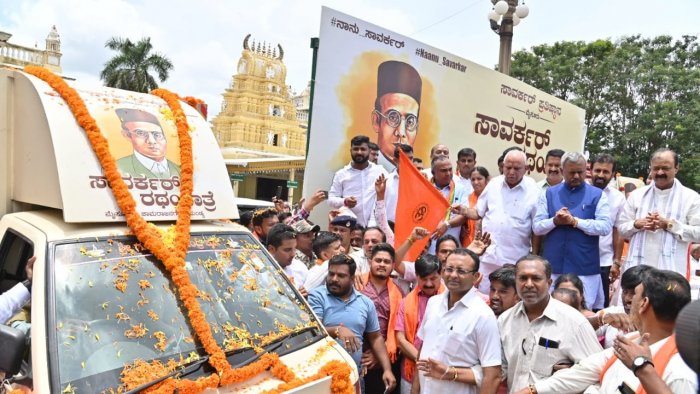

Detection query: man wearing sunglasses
(115, 108), (181, 179)
(371, 60), (422, 169)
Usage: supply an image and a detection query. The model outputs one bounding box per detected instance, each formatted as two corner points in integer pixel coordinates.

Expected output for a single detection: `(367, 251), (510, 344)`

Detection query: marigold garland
(23, 66), (354, 394)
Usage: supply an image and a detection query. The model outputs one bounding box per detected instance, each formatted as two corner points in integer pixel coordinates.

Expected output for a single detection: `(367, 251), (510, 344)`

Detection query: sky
(1, 0), (699, 119)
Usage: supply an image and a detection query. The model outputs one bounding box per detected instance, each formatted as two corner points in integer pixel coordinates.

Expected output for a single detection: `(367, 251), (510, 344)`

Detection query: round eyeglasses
(128, 129), (166, 141)
(374, 109), (418, 132)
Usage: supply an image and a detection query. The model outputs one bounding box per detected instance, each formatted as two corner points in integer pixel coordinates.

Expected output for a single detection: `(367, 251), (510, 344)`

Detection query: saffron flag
(394, 150), (450, 261)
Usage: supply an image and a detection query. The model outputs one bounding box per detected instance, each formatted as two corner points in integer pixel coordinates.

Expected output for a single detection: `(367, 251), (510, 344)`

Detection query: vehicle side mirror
(0, 324), (26, 376)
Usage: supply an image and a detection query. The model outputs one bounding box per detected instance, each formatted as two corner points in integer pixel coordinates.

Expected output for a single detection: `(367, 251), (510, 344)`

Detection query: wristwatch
(22, 279), (32, 292)
(631, 356), (654, 375)
(666, 220), (674, 231)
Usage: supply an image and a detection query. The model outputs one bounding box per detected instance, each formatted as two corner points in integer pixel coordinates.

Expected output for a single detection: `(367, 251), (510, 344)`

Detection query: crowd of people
(238, 136), (699, 393)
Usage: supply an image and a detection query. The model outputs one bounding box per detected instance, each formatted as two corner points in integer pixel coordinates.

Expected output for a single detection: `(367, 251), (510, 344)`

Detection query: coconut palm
(100, 37), (173, 93)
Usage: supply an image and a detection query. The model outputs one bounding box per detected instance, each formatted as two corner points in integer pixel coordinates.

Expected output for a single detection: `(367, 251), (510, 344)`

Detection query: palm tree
(100, 37), (173, 93)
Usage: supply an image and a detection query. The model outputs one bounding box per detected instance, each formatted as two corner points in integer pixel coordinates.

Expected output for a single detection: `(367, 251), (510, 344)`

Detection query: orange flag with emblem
(394, 150), (450, 261)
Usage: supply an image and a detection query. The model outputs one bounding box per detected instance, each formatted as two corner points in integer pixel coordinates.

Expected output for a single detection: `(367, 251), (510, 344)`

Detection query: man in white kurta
(458, 150), (540, 293)
(617, 149), (700, 276)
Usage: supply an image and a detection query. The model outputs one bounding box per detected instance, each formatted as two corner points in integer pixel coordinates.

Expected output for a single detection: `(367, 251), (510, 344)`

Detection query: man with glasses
(498, 255), (601, 393)
(411, 249), (502, 394)
(371, 60), (422, 169)
(115, 108), (180, 179)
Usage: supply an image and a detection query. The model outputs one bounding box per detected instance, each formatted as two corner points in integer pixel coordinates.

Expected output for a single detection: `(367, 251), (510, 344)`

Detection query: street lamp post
(489, 0), (529, 75)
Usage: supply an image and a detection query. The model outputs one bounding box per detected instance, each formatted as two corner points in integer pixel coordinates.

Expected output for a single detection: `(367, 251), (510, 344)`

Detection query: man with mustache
(590, 153), (627, 307)
(371, 61), (422, 170)
(357, 243), (405, 393)
(489, 265), (519, 317)
(329, 135), (388, 227)
(533, 151), (612, 311)
(412, 249), (502, 394)
(499, 255), (602, 393)
(307, 254), (397, 393)
(618, 148), (700, 276)
(536, 149), (564, 190)
(427, 155), (468, 254)
(115, 108), (180, 179)
(514, 268), (696, 394)
(395, 254), (443, 393)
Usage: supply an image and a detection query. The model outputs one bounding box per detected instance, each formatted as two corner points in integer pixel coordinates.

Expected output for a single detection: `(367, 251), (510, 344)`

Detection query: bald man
(454, 150), (541, 292)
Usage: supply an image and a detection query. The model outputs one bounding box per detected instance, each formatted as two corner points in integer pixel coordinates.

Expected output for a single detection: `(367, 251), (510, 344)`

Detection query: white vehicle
(0, 68), (357, 393)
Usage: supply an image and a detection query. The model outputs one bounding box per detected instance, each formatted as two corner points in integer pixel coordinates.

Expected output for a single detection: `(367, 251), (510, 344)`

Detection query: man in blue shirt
(533, 152), (612, 310)
(308, 254), (397, 393)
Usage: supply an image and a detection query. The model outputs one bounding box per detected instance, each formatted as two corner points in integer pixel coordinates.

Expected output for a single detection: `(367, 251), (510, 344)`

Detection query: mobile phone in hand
(275, 186), (283, 200)
(321, 190), (329, 199)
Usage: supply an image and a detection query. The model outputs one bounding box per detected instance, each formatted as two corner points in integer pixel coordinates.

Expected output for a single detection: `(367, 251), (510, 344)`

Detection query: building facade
(213, 35), (308, 204)
(0, 26), (62, 73)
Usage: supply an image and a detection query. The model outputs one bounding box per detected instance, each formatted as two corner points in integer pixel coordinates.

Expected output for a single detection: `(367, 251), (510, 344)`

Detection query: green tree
(511, 36), (700, 191)
(100, 37), (173, 93)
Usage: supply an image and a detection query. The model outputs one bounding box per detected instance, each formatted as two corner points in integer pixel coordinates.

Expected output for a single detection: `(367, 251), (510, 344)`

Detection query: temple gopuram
(212, 34), (307, 204)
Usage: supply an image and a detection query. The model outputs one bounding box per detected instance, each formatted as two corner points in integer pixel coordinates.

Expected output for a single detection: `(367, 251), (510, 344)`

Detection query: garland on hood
(23, 66), (352, 394)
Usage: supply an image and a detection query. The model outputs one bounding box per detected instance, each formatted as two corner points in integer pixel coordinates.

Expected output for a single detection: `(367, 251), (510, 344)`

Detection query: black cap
(115, 108), (161, 127)
(377, 61), (422, 104)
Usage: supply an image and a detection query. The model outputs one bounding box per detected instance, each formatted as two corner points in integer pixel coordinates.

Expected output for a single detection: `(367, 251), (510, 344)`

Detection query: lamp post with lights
(488, 0), (529, 75)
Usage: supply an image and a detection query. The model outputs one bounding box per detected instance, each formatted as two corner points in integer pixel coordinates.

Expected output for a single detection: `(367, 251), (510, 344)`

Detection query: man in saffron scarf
(395, 254), (443, 393)
(428, 155), (468, 254)
(515, 269), (697, 394)
(357, 243), (405, 393)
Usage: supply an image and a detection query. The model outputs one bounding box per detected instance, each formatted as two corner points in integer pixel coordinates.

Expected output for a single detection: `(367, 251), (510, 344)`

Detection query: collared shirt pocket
(530, 342), (567, 378)
(442, 331), (467, 359)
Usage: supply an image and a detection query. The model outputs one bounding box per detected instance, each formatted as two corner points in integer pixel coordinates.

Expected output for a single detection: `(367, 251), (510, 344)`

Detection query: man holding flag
(394, 150), (468, 260)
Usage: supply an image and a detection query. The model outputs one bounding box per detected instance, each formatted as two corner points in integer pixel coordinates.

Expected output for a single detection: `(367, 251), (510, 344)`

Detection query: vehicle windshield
(51, 231), (319, 393)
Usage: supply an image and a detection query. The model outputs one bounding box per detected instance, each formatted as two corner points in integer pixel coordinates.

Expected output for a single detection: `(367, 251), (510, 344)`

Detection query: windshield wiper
(122, 355), (209, 394)
(230, 326), (320, 368)
(231, 341), (284, 368)
(123, 327), (320, 392)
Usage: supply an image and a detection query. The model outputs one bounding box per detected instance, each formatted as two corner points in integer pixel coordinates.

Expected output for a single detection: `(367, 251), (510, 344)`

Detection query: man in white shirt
(328, 135), (388, 227)
(499, 255), (602, 393)
(591, 153), (626, 307)
(454, 150), (540, 293)
(0, 256), (35, 324)
(535, 149), (564, 190)
(350, 226), (386, 275)
(453, 147), (477, 195)
(266, 224), (308, 291)
(304, 231), (346, 290)
(427, 155), (468, 254)
(384, 144), (414, 223)
(517, 269), (696, 394)
(618, 148), (700, 275)
(412, 249), (502, 394)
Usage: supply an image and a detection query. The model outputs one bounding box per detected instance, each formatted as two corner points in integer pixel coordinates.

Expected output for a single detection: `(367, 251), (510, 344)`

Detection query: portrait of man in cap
(115, 108), (181, 179)
(371, 60), (422, 166)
